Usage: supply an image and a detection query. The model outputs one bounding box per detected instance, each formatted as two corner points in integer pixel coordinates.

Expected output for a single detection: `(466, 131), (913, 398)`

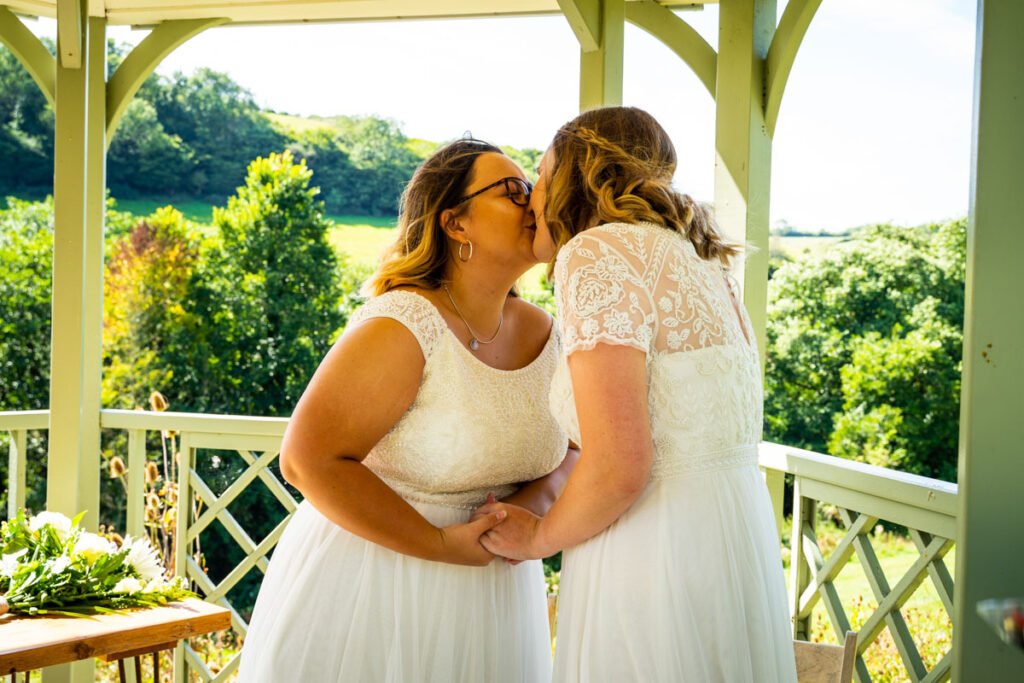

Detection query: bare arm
(481, 344), (652, 560)
(496, 445), (580, 517)
(281, 318), (506, 566)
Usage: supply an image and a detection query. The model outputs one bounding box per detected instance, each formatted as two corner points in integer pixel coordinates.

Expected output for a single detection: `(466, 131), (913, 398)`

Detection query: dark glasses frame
(452, 177), (533, 208)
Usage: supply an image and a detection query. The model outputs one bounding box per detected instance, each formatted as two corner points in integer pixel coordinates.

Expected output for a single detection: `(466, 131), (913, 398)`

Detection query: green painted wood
(789, 484), (815, 640)
(953, 1), (1024, 680)
(100, 409), (288, 436)
(577, 0), (623, 110)
(556, 0), (600, 52)
(800, 477), (957, 540)
(126, 429), (146, 538)
(0, 410), (50, 429)
(840, 509), (929, 681)
(796, 510), (876, 618)
(911, 530), (955, 619)
(106, 17), (229, 145)
(919, 650), (952, 683)
(46, 1), (90, 525)
(6, 430), (27, 518)
(174, 433), (192, 683)
(186, 448), (279, 542)
(55, 0), (82, 68)
(713, 0), (774, 369)
(764, 0), (822, 136)
(624, 0), (716, 98)
(759, 443), (958, 520)
(236, 449), (298, 513)
(0, 6), (55, 105)
(800, 526), (869, 682)
(78, 15), (105, 535)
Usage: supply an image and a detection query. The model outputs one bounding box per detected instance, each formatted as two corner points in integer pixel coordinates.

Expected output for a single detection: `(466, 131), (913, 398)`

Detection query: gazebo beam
(713, 0), (774, 363)
(0, 5), (56, 105)
(55, 0), (82, 67)
(953, 0), (1024, 679)
(625, 0), (716, 99)
(571, 0), (624, 110)
(557, 0), (600, 52)
(764, 0), (822, 137)
(106, 17), (230, 145)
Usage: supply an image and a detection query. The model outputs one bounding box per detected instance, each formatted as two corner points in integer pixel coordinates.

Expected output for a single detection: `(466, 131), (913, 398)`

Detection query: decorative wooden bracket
(0, 5), (56, 105)
(625, 0), (717, 99)
(765, 0), (823, 136)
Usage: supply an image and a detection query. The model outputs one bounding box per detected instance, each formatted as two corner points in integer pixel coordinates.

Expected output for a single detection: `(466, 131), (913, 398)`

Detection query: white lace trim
(348, 290), (448, 358)
(650, 444), (759, 481)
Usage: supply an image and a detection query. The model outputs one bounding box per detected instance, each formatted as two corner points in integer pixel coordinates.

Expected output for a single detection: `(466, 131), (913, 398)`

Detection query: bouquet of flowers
(0, 510), (194, 617)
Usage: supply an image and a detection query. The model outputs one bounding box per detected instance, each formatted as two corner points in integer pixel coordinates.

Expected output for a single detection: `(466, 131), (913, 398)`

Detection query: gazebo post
(560, 0), (624, 111)
(952, 0), (1024, 679)
(41, 2), (103, 681)
(45, 0), (102, 533)
(712, 0), (774, 360)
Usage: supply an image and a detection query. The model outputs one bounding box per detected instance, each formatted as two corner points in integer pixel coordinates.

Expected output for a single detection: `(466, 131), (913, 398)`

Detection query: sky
(29, 0), (977, 232)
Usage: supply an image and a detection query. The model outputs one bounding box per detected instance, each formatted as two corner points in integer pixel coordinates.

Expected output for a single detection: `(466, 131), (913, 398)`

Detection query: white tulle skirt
(552, 463), (797, 683)
(238, 500), (551, 682)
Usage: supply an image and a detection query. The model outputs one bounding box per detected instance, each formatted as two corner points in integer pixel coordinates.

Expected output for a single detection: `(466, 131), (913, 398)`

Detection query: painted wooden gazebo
(0, 1), (1020, 681)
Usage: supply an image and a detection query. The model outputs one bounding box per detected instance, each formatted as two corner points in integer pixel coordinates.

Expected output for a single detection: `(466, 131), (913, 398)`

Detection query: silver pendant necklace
(442, 284), (503, 351)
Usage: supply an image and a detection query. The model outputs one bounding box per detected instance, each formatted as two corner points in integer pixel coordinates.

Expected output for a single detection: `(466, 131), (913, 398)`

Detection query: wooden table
(0, 599), (231, 681)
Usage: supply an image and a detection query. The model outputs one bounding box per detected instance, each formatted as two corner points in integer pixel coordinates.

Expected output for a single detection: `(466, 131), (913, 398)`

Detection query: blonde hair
(543, 106), (739, 274)
(364, 139), (503, 296)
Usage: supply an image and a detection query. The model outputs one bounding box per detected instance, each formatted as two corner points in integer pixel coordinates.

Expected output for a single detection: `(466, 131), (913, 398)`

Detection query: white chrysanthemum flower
(143, 576), (172, 594)
(46, 555), (71, 574)
(0, 549), (28, 578)
(113, 577), (144, 594)
(29, 511), (73, 539)
(73, 532), (116, 563)
(123, 536), (164, 581)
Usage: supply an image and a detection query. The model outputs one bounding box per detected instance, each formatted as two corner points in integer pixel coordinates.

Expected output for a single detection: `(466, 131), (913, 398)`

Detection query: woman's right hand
(437, 510), (508, 566)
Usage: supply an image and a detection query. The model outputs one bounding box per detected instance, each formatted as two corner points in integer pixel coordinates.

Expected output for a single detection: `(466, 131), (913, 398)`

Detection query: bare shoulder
(508, 296), (554, 346)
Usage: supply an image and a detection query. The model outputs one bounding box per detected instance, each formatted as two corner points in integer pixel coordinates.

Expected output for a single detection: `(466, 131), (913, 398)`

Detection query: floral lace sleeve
(553, 228), (656, 356)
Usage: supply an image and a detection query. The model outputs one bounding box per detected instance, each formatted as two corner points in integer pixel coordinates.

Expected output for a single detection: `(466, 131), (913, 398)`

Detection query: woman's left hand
(476, 501), (544, 561)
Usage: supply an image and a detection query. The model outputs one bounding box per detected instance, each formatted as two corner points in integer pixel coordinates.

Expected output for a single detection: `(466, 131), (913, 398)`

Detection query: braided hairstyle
(542, 106), (739, 273)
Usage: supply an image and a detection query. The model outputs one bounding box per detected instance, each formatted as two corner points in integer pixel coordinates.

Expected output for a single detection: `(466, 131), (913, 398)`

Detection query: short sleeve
(348, 291), (446, 359)
(553, 228), (656, 356)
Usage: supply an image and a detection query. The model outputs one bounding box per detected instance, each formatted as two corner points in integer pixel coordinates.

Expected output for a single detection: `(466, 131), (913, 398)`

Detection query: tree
(107, 99), (194, 197)
(141, 68), (286, 198)
(204, 150), (344, 415)
(764, 219), (966, 480)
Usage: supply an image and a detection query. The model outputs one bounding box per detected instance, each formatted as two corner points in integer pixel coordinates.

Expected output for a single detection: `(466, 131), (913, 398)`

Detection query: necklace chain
(442, 285), (503, 351)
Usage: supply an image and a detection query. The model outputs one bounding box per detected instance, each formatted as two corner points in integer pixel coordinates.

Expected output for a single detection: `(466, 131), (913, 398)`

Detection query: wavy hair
(364, 138), (502, 296)
(543, 106), (739, 273)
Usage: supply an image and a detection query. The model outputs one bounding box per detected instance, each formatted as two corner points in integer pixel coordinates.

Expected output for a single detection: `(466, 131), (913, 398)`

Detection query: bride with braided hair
(479, 107), (797, 682)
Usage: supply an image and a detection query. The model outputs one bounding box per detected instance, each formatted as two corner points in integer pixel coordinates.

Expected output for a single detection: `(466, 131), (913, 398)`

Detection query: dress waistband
(650, 443), (759, 481)
(379, 476), (517, 511)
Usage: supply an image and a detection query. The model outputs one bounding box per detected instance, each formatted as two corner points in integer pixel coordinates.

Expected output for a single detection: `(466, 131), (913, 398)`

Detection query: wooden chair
(793, 631), (858, 683)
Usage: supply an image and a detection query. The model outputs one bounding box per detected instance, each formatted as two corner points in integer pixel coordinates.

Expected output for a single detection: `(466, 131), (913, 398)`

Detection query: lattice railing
(98, 410), (290, 683)
(759, 442), (958, 683)
(1, 412), (959, 682)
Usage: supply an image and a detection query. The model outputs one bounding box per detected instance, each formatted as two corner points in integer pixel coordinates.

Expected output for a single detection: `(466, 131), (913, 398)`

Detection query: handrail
(0, 410), (50, 430)
(99, 409), (288, 436)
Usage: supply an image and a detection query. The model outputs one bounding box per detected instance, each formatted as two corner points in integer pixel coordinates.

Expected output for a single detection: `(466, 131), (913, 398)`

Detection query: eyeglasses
(452, 177), (532, 208)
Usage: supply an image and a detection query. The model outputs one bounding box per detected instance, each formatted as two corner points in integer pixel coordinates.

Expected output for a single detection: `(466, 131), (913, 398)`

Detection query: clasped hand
(469, 493), (543, 563)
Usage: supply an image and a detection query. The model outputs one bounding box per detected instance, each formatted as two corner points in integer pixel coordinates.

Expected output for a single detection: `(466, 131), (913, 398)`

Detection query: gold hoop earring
(458, 240), (474, 262)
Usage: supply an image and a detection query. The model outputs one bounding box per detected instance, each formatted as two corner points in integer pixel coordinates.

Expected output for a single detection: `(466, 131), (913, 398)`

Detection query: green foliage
(0, 198), (52, 411)
(765, 220), (966, 480)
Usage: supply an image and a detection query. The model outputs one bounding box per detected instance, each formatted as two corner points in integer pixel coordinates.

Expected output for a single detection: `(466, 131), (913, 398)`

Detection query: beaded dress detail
(240, 290), (567, 683)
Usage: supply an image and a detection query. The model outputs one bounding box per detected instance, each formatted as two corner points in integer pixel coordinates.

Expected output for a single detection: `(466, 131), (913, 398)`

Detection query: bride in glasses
(239, 139), (575, 682)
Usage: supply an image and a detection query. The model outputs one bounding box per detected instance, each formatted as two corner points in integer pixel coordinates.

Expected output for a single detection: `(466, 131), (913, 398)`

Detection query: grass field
(772, 234), (847, 259)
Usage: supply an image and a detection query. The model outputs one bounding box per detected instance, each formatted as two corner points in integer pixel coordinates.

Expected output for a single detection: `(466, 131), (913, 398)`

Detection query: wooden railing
(760, 442), (957, 683)
(2, 411), (957, 683)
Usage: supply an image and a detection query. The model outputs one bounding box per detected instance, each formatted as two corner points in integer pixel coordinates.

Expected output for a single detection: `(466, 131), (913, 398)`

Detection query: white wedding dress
(238, 291), (567, 682)
(548, 223), (797, 682)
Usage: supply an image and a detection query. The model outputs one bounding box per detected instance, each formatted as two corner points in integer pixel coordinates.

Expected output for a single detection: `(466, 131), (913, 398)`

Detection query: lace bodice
(348, 291), (568, 509)
(549, 222), (763, 479)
